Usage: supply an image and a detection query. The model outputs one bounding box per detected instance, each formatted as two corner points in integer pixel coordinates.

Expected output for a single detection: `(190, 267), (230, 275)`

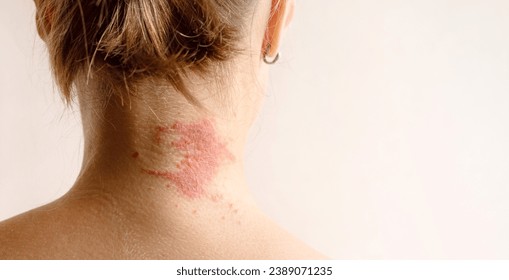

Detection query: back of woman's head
(35, 0), (254, 105)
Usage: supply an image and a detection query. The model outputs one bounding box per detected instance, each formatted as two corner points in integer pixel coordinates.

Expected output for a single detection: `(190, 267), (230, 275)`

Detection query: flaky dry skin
(143, 119), (234, 198)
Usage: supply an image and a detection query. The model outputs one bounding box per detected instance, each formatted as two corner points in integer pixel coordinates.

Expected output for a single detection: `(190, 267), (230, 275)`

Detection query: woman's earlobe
(263, 43), (280, 64)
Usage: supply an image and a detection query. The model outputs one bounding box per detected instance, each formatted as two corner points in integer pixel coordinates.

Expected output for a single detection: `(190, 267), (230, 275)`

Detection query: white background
(1, 0), (509, 259)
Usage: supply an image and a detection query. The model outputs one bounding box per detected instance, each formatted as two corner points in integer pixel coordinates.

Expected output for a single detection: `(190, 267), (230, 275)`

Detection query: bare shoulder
(0, 208), (51, 259)
(0, 200), (327, 259)
(247, 214), (328, 260)
(0, 202), (98, 259)
(264, 231), (328, 260)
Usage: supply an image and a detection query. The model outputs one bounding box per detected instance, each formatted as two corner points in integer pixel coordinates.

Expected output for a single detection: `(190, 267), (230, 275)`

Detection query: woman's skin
(0, 0), (325, 259)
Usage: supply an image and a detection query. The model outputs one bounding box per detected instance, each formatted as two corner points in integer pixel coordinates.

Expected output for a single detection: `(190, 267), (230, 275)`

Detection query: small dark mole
(131, 151), (139, 158)
(192, 209), (197, 215)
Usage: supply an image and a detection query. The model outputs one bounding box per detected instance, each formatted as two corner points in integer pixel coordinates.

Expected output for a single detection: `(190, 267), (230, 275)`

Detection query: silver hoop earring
(263, 52), (280, 64)
(263, 43), (280, 64)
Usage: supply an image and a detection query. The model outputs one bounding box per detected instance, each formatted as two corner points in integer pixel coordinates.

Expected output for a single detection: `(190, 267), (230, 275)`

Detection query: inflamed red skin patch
(142, 119), (234, 198)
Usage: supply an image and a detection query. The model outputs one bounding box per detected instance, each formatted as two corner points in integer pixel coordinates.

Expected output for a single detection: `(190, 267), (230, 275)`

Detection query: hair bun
(37, 0), (250, 105)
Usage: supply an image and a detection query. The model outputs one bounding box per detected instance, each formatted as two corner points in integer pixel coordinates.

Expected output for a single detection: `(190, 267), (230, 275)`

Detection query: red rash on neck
(143, 119), (234, 198)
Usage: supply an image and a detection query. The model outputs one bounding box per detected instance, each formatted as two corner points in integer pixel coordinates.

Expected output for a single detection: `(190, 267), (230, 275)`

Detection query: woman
(0, 0), (324, 259)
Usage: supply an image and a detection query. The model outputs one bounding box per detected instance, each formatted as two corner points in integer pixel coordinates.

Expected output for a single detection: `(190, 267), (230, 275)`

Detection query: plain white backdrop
(2, 0), (509, 259)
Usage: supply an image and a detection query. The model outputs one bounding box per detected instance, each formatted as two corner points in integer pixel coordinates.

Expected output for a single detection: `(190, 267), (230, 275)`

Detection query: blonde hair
(36, 0), (253, 106)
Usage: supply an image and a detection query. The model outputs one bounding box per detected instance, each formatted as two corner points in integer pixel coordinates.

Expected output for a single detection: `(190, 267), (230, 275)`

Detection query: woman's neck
(65, 82), (258, 217)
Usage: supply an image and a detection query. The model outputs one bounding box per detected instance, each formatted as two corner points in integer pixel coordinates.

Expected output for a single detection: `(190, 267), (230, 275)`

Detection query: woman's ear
(263, 0), (295, 58)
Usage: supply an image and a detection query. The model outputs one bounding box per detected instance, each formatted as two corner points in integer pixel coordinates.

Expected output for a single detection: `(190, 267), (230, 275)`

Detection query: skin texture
(143, 119), (234, 198)
(0, 0), (326, 259)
